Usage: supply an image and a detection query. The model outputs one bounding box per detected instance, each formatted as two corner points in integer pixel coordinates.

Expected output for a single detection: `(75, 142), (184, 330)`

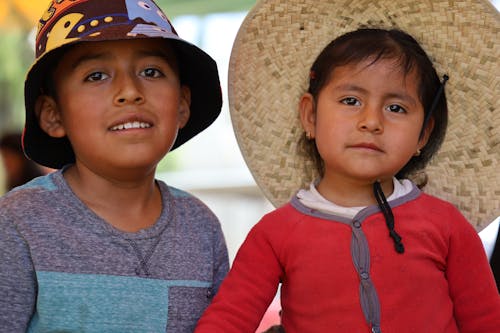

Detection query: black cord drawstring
(373, 181), (404, 254)
(420, 74), (449, 138)
(372, 75), (447, 252)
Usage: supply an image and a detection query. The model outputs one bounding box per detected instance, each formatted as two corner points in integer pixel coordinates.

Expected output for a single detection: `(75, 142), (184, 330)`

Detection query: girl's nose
(114, 74), (144, 105)
(357, 106), (384, 134)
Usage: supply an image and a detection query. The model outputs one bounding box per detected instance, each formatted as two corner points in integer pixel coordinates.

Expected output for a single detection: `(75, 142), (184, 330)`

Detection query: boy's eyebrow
(335, 83), (418, 106)
(70, 49), (174, 70)
(137, 49), (173, 59)
(70, 52), (111, 70)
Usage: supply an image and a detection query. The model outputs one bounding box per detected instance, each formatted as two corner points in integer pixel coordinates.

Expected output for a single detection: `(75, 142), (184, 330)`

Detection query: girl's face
(300, 58), (431, 192)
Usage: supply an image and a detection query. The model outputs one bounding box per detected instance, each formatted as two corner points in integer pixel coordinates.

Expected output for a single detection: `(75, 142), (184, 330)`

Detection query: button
(360, 271), (369, 280)
(353, 220), (361, 228)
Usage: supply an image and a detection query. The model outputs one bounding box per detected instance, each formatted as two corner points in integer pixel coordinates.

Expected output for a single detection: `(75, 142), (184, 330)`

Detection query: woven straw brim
(229, 0), (499, 230)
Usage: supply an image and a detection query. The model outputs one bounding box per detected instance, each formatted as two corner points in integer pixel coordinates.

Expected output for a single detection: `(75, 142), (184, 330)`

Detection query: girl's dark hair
(300, 28), (448, 186)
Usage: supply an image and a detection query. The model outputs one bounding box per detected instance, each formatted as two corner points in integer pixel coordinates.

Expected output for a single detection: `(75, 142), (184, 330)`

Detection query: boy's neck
(63, 164), (162, 232)
(316, 176), (394, 207)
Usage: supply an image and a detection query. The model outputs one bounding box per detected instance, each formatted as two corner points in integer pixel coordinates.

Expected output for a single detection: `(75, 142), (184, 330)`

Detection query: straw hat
(229, 0), (499, 230)
(23, 0), (222, 169)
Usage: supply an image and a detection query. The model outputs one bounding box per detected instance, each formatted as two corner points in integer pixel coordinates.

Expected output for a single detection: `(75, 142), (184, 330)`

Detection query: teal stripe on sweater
(28, 271), (210, 333)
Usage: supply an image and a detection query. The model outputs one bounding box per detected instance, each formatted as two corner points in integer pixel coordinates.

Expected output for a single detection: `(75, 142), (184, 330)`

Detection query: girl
(195, 8), (500, 333)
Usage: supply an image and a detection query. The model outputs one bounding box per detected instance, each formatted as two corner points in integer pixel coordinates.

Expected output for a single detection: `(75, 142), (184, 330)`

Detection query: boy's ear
(418, 117), (435, 150)
(178, 85), (191, 129)
(36, 95), (66, 138)
(299, 93), (316, 138)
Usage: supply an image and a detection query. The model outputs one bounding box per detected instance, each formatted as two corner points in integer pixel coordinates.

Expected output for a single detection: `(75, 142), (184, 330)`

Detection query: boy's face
(36, 38), (190, 176)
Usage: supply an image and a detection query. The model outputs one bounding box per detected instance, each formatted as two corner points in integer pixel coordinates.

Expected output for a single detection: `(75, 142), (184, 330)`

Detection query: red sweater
(196, 191), (500, 332)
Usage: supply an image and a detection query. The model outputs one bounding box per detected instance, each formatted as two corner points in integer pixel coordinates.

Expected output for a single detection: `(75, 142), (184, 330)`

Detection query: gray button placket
(290, 186), (423, 333)
(351, 219), (382, 333)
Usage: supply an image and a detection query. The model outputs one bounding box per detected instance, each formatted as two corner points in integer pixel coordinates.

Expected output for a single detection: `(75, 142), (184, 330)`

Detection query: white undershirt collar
(296, 178), (414, 219)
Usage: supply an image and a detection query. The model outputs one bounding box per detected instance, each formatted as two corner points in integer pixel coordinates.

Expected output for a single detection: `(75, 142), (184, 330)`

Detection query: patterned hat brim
(23, 0), (222, 169)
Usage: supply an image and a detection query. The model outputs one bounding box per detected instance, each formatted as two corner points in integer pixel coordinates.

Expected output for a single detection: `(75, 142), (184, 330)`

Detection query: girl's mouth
(350, 143), (383, 152)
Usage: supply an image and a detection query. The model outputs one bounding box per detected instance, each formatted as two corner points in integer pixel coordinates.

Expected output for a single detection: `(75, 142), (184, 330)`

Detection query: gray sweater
(0, 170), (229, 332)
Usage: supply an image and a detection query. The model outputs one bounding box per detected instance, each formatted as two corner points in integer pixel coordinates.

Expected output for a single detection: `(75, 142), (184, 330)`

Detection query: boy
(0, 0), (228, 332)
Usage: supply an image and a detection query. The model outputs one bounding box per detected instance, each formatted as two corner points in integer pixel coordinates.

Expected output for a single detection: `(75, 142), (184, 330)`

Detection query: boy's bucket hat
(228, 0), (499, 229)
(23, 0), (222, 169)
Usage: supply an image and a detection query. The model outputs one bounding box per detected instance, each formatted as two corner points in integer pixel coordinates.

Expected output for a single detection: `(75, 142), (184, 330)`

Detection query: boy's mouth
(109, 121), (152, 131)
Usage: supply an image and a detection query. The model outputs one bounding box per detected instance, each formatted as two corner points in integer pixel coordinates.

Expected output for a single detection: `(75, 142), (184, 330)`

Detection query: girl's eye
(341, 97), (360, 106)
(141, 68), (164, 78)
(386, 104), (406, 113)
(86, 72), (108, 82)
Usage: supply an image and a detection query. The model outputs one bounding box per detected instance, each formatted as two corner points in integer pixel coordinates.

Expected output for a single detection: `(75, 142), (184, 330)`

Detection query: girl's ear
(36, 95), (66, 138)
(178, 85), (191, 129)
(299, 93), (316, 138)
(417, 117), (435, 150)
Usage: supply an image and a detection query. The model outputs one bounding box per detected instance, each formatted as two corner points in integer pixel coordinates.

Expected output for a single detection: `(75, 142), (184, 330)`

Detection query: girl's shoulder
(260, 200), (306, 222)
(416, 191), (468, 218)
(252, 199), (318, 239)
(407, 191), (481, 236)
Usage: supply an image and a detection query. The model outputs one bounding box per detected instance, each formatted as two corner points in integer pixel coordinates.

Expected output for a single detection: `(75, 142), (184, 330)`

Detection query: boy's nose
(357, 106), (384, 134)
(114, 75), (144, 105)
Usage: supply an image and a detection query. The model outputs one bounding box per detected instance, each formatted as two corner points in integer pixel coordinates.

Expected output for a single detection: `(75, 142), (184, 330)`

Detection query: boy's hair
(300, 28), (448, 186)
(23, 0), (222, 169)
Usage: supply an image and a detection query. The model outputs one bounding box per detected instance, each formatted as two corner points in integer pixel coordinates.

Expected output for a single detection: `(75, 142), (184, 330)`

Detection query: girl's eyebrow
(335, 83), (418, 106)
(384, 92), (418, 107)
(334, 83), (367, 94)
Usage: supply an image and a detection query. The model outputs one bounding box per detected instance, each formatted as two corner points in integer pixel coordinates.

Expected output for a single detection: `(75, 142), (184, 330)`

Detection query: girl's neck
(316, 176), (394, 207)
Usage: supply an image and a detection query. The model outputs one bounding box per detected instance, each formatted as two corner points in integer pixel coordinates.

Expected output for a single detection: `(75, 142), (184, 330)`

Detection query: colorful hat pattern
(23, 0), (222, 169)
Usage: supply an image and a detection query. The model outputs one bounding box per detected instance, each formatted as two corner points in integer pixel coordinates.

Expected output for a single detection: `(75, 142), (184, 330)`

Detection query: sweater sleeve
(446, 210), (500, 332)
(0, 210), (36, 332)
(195, 215), (284, 333)
(211, 217), (230, 296)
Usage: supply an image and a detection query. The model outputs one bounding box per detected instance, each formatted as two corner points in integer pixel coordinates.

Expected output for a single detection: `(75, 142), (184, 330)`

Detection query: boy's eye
(85, 72), (108, 82)
(341, 97), (360, 106)
(141, 68), (164, 78)
(386, 104), (406, 113)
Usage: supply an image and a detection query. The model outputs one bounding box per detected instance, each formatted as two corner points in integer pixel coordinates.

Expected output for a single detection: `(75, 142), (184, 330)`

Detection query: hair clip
(309, 70), (316, 80)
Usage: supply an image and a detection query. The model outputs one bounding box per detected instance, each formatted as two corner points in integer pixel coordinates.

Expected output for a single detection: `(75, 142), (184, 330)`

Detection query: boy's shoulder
(160, 183), (195, 200)
(0, 173), (59, 203)
(0, 172), (63, 219)
(156, 180), (219, 220)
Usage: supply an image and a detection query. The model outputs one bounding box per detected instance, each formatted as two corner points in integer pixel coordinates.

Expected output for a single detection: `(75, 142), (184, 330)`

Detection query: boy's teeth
(111, 122), (151, 131)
